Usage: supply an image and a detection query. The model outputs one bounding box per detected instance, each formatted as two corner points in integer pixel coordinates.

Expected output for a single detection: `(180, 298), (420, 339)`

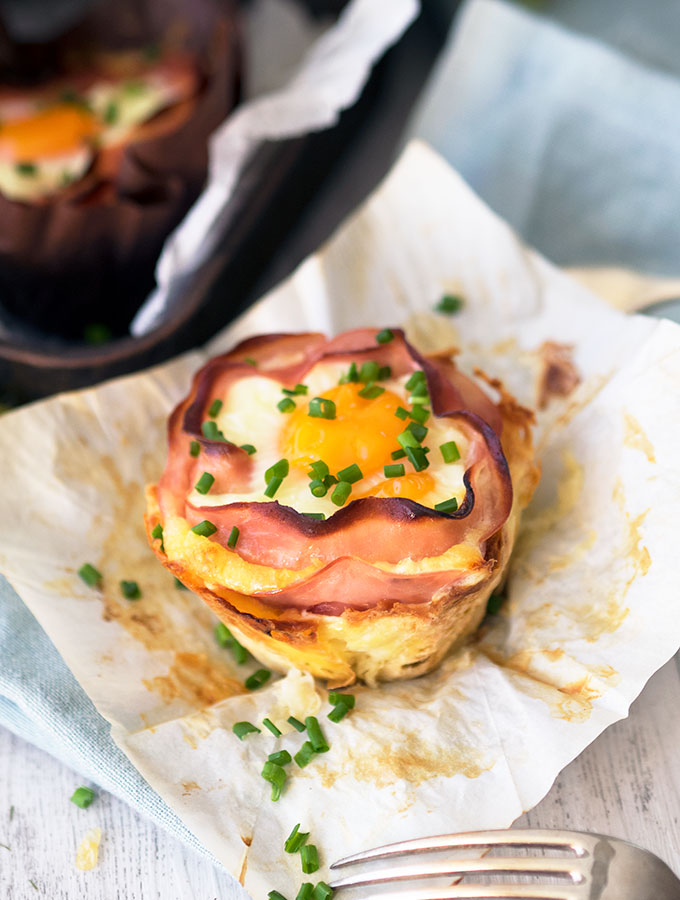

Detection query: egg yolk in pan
(0, 105), (100, 160)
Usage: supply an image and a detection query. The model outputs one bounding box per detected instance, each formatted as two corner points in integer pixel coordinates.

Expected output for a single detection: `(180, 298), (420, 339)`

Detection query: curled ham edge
(156, 329), (513, 613)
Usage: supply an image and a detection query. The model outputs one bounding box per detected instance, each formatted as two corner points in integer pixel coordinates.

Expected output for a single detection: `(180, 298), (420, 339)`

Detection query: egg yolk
(354, 471), (435, 502)
(282, 383), (407, 478)
(0, 105), (100, 160)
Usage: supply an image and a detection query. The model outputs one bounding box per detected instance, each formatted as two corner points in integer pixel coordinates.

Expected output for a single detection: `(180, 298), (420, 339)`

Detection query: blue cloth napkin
(409, 0), (680, 277)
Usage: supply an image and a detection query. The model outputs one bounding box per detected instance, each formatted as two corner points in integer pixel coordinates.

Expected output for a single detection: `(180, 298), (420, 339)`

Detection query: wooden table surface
(1, 651), (678, 899)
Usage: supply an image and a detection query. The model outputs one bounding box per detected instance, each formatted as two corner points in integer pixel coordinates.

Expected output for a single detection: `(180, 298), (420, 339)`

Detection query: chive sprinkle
(305, 716), (329, 753)
(395, 406), (409, 420)
(391, 448), (407, 460)
(244, 357), (257, 366)
(384, 463), (405, 478)
(302, 512), (326, 520)
(435, 497), (459, 513)
(336, 463), (363, 484)
(376, 328), (394, 344)
(331, 481), (352, 506)
(265, 458), (289, 482)
(151, 523), (164, 552)
(16, 161), (37, 177)
(233, 721), (260, 740)
(201, 420), (226, 441)
(78, 563), (102, 587)
(282, 383), (308, 396)
(215, 624), (249, 664)
(265, 476), (282, 498)
(323, 474), (338, 487)
(397, 429), (420, 450)
(70, 786), (95, 809)
(440, 440), (461, 463)
(358, 383), (385, 400)
(328, 691), (355, 709)
(309, 480), (327, 498)
(309, 460), (329, 479)
(308, 397), (336, 419)
(214, 622), (231, 647)
(103, 100), (118, 124)
(300, 844), (320, 875)
(338, 362), (359, 384)
(240, 443), (257, 455)
(405, 446), (429, 472)
(328, 704), (349, 723)
(245, 668), (271, 690)
(227, 526), (240, 549)
(189, 440), (201, 457)
(120, 580), (141, 600)
(312, 882), (333, 900)
(278, 397), (296, 413)
(436, 293), (464, 314)
(194, 472), (215, 495)
(174, 577), (188, 590)
(261, 761), (287, 801)
(269, 749), (292, 765)
(268, 892), (288, 900)
(285, 823), (310, 853)
(288, 716), (306, 732)
(378, 365), (392, 380)
(405, 370), (426, 392)
(487, 593), (505, 615)
(263, 718), (282, 737)
(191, 520), (217, 537)
(208, 399), (223, 418)
(296, 884), (314, 900)
(409, 404), (430, 424)
(407, 421), (428, 443)
(294, 741), (316, 768)
(358, 361), (380, 383)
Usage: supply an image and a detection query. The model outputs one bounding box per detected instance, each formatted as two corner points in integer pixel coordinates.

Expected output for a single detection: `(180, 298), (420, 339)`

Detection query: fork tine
(330, 857), (585, 890)
(331, 830), (589, 869)
(338, 887), (581, 900)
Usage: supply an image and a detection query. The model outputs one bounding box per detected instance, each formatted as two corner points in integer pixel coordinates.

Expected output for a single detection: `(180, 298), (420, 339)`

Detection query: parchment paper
(1, 142), (680, 898)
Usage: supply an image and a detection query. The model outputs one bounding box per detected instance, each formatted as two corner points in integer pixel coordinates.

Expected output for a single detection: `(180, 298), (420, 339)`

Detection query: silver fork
(329, 828), (680, 899)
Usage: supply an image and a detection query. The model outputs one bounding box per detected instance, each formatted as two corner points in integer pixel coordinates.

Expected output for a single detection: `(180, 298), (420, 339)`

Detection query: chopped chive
(358, 361), (380, 383)
(268, 892), (288, 900)
(378, 365), (392, 380)
(227, 526), (240, 549)
(103, 100), (118, 124)
(440, 440), (461, 463)
(436, 293), (464, 314)
(358, 383), (385, 400)
(269, 749), (292, 765)
(240, 444), (257, 455)
(262, 718), (282, 737)
(336, 463), (363, 484)
(294, 741), (316, 768)
(201, 420), (226, 441)
(331, 481), (352, 507)
(395, 406), (409, 420)
(397, 429), (421, 450)
(244, 356), (257, 366)
(233, 721), (261, 740)
(265, 458), (290, 482)
(265, 476), (283, 498)
(309, 480), (327, 498)
(214, 622), (231, 647)
(16, 161), (37, 177)
(376, 328), (394, 344)
(312, 882), (333, 900)
(302, 512), (326, 520)
(405, 370), (426, 392)
(194, 472), (215, 495)
(231, 637), (250, 666)
(405, 446), (429, 472)
(78, 563), (102, 587)
(300, 844), (320, 875)
(189, 440), (201, 457)
(434, 497), (459, 513)
(288, 716), (306, 732)
(339, 362), (359, 384)
(208, 399), (223, 418)
(384, 463), (405, 478)
(323, 474), (338, 487)
(410, 381), (430, 399)
(151, 523), (164, 552)
(309, 460), (329, 479)
(407, 421), (428, 443)
(305, 716), (329, 753)
(308, 397), (336, 419)
(328, 704), (349, 722)
(120, 580), (141, 600)
(296, 884), (314, 900)
(328, 691), (355, 708)
(174, 577), (188, 590)
(191, 520), (217, 537)
(409, 405), (430, 424)
(391, 448), (407, 460)
(261, 761), (287, 801)
(245, 668), (271, 690)
(282, 383), (308, 396)
(70, 786), (95, 809)
(487, 593), (505, 615)
(215, 624), (249, 664)
(285, 823), (310, 853)
(278, 397), (296, 413)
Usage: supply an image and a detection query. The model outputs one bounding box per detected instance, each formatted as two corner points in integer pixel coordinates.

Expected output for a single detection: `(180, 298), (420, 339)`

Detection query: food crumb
(75, 827), (102, 870)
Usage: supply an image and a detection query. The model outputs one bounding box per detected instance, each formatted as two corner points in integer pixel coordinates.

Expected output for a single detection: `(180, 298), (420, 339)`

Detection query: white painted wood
(1, 652), (678, 898)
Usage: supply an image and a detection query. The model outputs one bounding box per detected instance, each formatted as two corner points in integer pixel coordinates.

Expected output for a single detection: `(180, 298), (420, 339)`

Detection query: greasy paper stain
(181, 781), (200, 796)
(143, 652), (243, 707)
(623, 413), (656, 464)
(536, 341), (581, 410)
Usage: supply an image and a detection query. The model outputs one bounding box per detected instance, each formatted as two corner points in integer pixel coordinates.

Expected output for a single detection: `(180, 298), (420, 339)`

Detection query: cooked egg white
(189, 361), (468, 518)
